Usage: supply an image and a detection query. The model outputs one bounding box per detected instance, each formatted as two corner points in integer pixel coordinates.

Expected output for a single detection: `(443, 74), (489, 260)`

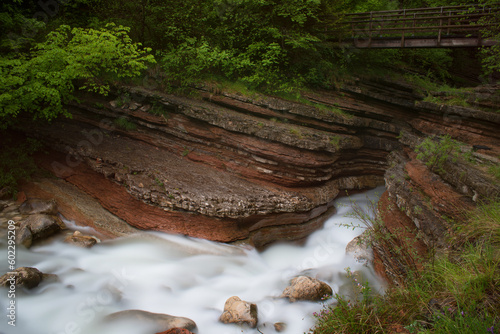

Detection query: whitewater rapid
(0, 187), (385, 334)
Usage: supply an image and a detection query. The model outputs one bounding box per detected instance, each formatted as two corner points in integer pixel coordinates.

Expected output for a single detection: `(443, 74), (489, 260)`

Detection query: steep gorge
(18, 79), (500, 265)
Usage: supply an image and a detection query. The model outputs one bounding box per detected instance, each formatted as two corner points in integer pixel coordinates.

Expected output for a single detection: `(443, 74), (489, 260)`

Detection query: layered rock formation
(20, 79), (499, 253)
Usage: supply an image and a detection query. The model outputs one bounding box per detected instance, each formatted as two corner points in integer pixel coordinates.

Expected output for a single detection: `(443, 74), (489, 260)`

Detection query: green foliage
(161, 37), (232, 86)
(312, 268), (390, 334)
(429, 307), (498, 334)
(458, 201), (500, 249)
(329, 136), (341, 149)
(0, 135), (42, 197)
(156, 0), (327, 92)
(311, 198), (500, 334)
(489, 165), (500, 181)
(479, 0), (500, 76)
(415, 135), (461, 174)
(149, 101), (167, 117)
(345, 196), (426, 278)
(0, 0), (45, 53)
(0, 24), (155, 128)
(400, 49), (453, 82)
(114, 117), (137, 131)
(154, 177), (164, 187)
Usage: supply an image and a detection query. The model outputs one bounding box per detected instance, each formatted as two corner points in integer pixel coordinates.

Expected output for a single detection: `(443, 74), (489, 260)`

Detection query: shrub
(415, 134), (460, 174)
(114, 117), (137, 131)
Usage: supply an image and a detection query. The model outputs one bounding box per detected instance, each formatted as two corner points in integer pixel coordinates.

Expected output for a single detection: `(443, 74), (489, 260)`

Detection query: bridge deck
(325, 3), (500, 48)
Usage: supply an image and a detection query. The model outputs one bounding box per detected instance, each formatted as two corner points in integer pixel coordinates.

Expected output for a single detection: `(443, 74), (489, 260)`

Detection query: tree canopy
(0, 23), (154, 128)
(0, 0), (498, 126)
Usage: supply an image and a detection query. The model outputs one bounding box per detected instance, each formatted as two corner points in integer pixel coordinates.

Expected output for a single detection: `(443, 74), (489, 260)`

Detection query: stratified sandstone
(18, 79), (499, 252)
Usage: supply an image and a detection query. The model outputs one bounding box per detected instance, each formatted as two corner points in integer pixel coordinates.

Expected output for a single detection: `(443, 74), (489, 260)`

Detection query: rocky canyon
(16, 78), (500, 281)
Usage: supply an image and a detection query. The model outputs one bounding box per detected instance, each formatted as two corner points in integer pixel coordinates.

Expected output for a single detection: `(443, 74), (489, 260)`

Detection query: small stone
(274, 322), (287, 332)
(139, 105), (151, 112)
(219, 296), (258, 328)
(64, 231), (98, 248)
(128, 102), (141, 111)
(281, 276), (332, 302)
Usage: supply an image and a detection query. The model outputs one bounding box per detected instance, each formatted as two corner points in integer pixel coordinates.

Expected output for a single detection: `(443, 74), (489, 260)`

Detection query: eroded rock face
(219, 296), (258, 328)
(0, 267), (45, 289)
(18, 79), (499, 252)
(281, 276), (332, 302)
(23, 84), (390, 246)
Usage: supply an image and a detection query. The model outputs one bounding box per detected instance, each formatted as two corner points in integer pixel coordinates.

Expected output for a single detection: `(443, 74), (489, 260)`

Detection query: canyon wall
(20, 80), (500, 256)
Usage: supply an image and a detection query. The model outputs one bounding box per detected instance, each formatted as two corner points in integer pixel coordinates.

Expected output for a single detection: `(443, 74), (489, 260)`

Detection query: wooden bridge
(328, 3), (500, 48)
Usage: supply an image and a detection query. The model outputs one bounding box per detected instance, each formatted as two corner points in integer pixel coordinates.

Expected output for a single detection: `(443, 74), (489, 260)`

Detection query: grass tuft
(310, 199), (500, 334)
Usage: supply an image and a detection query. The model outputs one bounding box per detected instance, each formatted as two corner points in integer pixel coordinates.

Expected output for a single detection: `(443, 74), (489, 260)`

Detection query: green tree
(0, 23), (155, 128)
(479, 0), (500, 77)
(0, 0), (45, 53)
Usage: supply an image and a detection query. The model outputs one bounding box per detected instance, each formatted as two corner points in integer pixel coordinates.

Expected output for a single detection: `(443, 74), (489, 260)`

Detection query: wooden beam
(347, 37), (498, 48)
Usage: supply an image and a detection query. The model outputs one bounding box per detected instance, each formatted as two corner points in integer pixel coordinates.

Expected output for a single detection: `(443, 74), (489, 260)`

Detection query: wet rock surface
(105, 310), (197, 332)
(64, 231), (98, 248)
(16, 214), (65, 248)
(19, 178), (139, 239)
(19, 198), (58, 215)
(281, 276), (333, 302)
(346, 231), (373, 266)
(17, 214), (64, 248)
(219, 296), (258, 328)
(0, 267), (46, 289)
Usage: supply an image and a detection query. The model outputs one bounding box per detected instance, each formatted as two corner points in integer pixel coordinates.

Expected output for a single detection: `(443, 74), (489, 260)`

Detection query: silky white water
(0, 187), (385, 334)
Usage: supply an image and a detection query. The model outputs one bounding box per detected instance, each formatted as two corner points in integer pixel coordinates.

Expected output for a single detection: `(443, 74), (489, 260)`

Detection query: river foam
(0, 187), (385, 334)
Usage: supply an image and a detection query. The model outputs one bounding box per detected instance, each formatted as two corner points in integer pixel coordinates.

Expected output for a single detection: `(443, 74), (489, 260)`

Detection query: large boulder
(19, 198), (58, 215)
(0, 267), (44, 289)
(17, 214), (64, 248)
(105, 310), (196, 332)
(281, 276), (332, 302)
(219, 296), (258, 328)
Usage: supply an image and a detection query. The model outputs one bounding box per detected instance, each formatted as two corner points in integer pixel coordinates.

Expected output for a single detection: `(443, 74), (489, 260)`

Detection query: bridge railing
(324, 3), (500, 48)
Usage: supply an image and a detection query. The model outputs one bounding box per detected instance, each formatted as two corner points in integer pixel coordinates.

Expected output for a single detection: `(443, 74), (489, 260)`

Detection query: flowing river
(0, 187), (385, 334)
